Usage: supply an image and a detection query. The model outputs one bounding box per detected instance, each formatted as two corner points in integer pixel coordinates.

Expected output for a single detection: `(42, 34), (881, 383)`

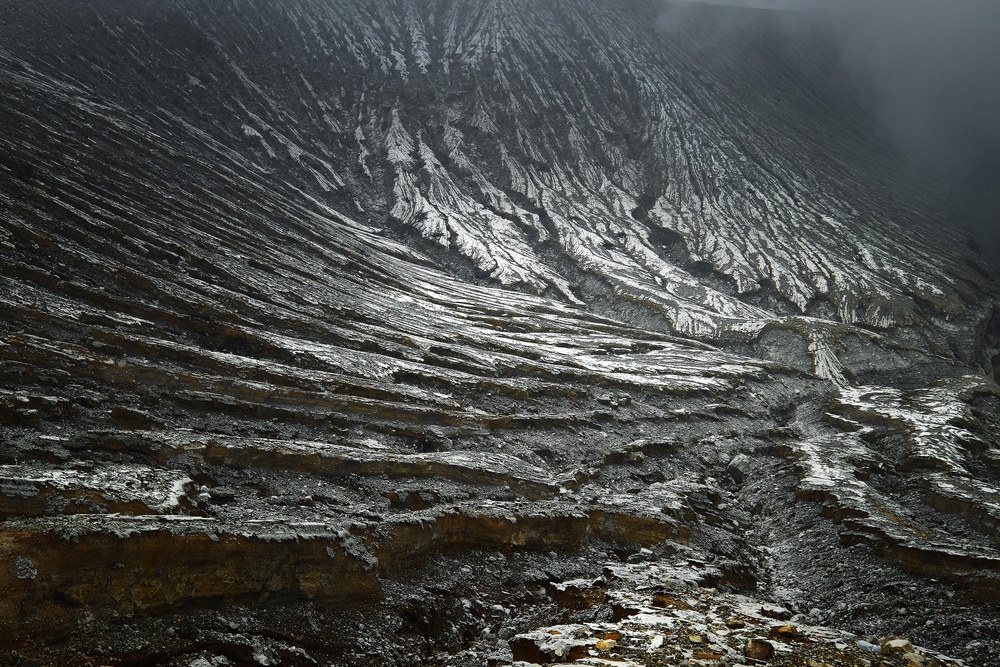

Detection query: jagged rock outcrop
(1, 0), (998, 665)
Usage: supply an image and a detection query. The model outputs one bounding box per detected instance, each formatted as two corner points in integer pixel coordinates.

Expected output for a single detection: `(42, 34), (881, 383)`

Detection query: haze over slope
(1, 0), (999, 664)
(678, 0), (1000, 257)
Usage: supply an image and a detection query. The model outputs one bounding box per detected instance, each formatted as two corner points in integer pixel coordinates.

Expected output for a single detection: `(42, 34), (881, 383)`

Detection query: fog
(673, 0), (1000, 258)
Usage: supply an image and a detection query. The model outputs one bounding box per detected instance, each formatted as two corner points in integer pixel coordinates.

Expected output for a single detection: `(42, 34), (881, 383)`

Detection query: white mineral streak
(793, 375), (1000, 559)
(285, 0), (966, 354)
(1, 0), (992, 585)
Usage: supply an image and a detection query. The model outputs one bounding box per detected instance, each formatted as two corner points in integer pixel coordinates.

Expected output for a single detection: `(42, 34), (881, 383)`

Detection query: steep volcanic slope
(1, 0), (999, 664)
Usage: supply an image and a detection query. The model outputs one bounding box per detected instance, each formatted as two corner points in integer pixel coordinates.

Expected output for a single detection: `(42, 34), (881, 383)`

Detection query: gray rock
(857, 640), (881, 654)
(726, 454), (750, 484)
(11, 557), (36, 580)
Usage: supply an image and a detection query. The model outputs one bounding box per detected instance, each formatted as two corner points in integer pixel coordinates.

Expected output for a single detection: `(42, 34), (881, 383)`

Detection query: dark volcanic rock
(0, 0), (998, 665)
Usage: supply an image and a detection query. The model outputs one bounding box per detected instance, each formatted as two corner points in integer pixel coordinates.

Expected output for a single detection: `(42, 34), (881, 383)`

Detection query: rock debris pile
(507, 562), (966, 667)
